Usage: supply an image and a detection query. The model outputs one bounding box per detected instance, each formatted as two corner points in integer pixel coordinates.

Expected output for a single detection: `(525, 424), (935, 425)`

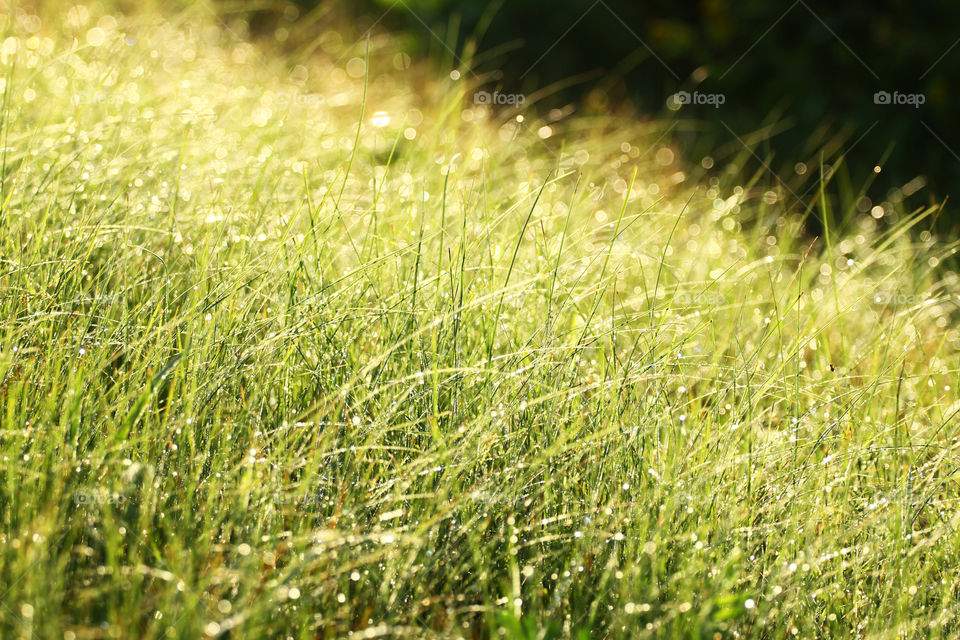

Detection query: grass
(2, 2), (960, 638)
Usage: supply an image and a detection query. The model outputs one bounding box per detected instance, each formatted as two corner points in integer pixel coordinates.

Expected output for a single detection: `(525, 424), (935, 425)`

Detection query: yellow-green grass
(1, 2), (960, 638)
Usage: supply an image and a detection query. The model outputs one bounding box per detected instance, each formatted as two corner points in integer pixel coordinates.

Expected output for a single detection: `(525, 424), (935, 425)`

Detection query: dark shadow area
(297, 0), (960, 233)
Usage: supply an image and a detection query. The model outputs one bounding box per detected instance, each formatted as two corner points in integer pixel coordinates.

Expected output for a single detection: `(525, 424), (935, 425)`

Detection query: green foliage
(2, 2), (959, 639)
(495, 611), (564, 640)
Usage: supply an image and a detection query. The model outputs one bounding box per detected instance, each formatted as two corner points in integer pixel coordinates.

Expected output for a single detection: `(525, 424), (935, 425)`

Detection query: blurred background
(251, 0), (959, 229)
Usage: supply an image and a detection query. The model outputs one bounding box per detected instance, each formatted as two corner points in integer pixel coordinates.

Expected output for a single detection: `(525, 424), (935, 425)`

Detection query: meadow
(2, 2), (960, 638)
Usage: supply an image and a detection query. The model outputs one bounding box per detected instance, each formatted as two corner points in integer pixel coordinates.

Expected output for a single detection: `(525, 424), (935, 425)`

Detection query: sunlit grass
(2, 2), (960, 638)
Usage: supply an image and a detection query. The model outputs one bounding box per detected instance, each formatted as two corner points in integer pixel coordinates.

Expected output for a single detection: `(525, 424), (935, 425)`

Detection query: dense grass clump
(2, 3), (960, 638)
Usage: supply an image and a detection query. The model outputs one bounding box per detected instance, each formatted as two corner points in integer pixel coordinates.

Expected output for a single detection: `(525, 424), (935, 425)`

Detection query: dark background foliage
(285, 0), (960, 227)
